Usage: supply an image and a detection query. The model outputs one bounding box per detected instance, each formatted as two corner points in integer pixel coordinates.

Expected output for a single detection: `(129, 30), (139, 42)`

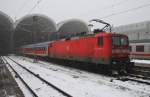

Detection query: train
(17, 32), (134, 74)
(130, 40), (150, 60)
(17, 19), (134, 74)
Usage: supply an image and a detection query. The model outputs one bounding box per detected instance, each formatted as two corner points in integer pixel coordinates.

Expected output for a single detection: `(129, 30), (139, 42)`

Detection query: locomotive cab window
(97, 37), (103, 46)
(136, 45), (144, 52)
(111, 36), (128, 46)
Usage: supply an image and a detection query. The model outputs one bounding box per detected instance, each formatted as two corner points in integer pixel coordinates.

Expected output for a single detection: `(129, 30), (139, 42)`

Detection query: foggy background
(0, 0), (150, 55)
(0, 0), (150, 26)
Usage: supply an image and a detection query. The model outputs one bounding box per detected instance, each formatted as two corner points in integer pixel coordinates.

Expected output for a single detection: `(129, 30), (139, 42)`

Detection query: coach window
(97, 37), (103, 46)
(136, 45), (144, 52)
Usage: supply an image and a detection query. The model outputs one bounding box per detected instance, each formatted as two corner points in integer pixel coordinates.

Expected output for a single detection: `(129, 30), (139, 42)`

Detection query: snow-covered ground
(4, 55), (150, 97)
(132, 59), (150, 65)
(4, 57), (67, 97)
(132, 59), (150, 68)
(5, 61), (34, 97)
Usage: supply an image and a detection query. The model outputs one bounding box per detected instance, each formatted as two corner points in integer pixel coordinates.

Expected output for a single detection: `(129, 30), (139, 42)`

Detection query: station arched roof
(57, 19), (91, 38)
(0, 11), (14, 54)
(14, 14), (57, 47)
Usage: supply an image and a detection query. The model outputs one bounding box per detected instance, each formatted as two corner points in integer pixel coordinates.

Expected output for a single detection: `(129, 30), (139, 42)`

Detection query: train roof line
(130, 39), (150, 43)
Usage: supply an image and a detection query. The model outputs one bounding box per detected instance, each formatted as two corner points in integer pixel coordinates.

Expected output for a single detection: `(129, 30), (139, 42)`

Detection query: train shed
(0, 11), (13, 55)
(14, 14), (57, 48)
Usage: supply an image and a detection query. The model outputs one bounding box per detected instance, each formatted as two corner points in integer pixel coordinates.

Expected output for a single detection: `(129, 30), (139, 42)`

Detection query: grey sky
(0, 0), (150, 26)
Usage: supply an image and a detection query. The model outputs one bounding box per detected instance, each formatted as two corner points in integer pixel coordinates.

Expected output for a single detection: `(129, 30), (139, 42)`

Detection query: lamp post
(33, 16), (38, 43)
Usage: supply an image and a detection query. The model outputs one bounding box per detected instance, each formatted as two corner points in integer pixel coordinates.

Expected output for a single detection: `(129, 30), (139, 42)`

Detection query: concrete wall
(113, 21), (150, 41)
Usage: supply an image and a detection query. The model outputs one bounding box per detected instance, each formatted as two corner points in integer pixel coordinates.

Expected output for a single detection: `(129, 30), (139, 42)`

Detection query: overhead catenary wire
(100, 3), (150, 19)
(28, 0), (43, 14)
(15, 0), (31, 20)
(78, 0), (133, 17)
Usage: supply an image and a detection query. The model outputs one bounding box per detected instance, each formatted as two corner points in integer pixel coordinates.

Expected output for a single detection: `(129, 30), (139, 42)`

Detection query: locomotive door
(94, 37), (104, 60)
(86, 38), (95, 61)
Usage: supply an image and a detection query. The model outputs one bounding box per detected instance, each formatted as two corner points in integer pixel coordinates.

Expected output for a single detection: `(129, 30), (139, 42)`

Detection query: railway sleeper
(117, 77), (150, 85)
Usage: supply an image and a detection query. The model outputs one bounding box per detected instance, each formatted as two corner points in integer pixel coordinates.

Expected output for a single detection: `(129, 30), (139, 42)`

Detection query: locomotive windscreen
(111, 36), (128, 46)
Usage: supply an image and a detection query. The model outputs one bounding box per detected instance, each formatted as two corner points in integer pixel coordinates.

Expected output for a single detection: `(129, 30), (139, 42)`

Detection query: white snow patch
(6, 55), (150, 97)
(132, 59), (150, 65)
(4, 57), (67, 97)
(4, 61), (33, 97)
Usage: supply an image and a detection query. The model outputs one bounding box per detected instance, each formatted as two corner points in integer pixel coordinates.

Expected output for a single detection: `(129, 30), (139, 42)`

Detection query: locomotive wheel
(126, 62), (135, 73)
(119, 69), (127, 75)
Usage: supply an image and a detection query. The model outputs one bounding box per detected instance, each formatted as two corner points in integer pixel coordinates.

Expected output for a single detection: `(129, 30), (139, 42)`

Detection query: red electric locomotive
(17, 19), (134, 74)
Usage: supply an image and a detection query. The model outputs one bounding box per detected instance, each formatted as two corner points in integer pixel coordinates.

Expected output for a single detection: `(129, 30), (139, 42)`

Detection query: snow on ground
(4, 57), (67, 97)
(7, 55), (150, 97)
(5, 63), (33, 97)
(2, 57), (33, 97)
(132, 59), (150, 65)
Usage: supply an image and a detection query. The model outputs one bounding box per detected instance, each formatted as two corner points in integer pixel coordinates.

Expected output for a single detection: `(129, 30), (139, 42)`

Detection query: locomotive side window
(97, 37), (103, 46)
(136, 45), (144, 52)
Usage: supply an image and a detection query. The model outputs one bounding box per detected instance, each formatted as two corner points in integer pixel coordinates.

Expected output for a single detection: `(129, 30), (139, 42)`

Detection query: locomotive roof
(95, 32), (127, 37)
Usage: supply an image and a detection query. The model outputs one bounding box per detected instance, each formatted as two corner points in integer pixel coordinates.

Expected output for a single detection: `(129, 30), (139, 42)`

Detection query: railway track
(115, 63), (150, 85)
(132, 65), (150, 77)
(21, 56), (150, 86)
(116, 76), (150, 86)
(114, 70), (150, 86)
(114, 62), (150, 85)
(2, 55), (150, 97)
(19, 55), (150, 85)
(2, 56), (73, 97)
(1, 56), (38, 97)
(128, 74), (150, 80)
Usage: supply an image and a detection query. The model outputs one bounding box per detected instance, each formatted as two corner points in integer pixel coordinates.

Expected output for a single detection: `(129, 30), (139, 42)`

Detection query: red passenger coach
(19, 42), (49, 56)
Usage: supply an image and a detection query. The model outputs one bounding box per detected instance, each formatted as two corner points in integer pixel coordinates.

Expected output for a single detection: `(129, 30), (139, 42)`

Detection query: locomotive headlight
(112, 49), (114, 53)
(122, 50), (126, 53)
(112, 49), (120, 53)
(117, 49), (121, 53)
(112, 61), (116, 64)
(112, 49), (129, 53)
(124, 49), (129, 53)
(125, 49), (128, 53)
(127, 49), (130, 53)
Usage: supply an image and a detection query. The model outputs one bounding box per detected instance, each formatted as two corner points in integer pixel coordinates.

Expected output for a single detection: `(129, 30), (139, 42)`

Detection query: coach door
(86, 38), (94, 60)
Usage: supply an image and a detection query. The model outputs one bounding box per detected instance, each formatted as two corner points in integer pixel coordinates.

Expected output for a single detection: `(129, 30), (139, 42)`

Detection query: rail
(1, 56), (38, 97)
(3, 56), (73, 97)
